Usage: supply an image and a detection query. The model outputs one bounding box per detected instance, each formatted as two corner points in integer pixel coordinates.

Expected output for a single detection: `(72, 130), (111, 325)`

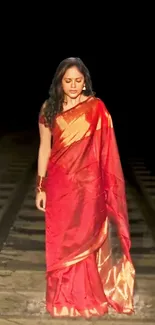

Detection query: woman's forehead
(63, 66), (84, 78)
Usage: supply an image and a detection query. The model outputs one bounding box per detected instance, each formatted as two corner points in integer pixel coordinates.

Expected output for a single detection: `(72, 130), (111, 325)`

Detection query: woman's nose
(71, 80), (76, 88)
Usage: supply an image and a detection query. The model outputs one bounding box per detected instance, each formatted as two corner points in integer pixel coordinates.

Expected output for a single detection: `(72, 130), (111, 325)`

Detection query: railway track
(0, 135), (155, 324)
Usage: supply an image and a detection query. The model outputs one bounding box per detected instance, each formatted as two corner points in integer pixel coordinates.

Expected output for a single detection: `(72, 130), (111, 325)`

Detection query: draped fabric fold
(39, 96), (135, 318)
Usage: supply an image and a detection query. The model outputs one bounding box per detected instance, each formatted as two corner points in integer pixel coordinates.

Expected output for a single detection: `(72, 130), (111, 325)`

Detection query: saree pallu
(39, 96), (135, 318)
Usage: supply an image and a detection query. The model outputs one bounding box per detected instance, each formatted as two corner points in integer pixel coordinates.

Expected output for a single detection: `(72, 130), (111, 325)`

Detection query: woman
(36, 57), (135, 318)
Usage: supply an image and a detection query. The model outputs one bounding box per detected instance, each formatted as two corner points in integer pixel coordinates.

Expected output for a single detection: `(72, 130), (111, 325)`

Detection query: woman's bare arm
(37, 122), (52, 177)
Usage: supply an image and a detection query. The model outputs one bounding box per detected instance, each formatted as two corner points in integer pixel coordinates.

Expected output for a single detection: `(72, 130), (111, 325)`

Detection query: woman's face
(62, 66), (85, 99)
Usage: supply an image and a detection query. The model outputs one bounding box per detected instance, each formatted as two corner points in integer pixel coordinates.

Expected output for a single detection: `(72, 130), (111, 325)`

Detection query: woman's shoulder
(93, 97), (108, 111)
(39, 99), (49, 127)
(93, 97), (112, 122)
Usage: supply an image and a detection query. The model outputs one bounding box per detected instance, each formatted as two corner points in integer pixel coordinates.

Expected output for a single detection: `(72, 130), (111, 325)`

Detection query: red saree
(39, 96), (135, 318)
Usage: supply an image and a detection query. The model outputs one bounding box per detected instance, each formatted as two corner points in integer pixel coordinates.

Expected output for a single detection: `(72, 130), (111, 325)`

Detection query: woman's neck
(64, 94), (84, 107)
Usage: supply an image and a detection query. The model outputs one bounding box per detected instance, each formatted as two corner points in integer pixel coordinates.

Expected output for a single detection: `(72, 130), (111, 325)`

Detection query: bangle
(36, 175), (46, 193)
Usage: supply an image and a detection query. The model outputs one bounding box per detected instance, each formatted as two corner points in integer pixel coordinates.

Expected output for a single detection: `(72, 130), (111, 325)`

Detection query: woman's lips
(69, 90), (77, 94)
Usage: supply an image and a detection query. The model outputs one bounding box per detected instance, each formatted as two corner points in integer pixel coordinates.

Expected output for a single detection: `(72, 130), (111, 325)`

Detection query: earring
(83, 85), (86, 90)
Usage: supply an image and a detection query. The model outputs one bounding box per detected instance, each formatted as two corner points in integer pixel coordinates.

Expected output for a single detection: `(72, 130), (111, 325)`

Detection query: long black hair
(42, 57), (95, 126)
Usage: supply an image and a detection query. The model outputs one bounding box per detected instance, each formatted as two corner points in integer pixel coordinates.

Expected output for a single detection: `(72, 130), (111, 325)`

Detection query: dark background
(1, 14), (154, 171)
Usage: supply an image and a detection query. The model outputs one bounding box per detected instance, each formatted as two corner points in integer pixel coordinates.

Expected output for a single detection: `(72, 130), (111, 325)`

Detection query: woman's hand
(35, 191), (46, 212)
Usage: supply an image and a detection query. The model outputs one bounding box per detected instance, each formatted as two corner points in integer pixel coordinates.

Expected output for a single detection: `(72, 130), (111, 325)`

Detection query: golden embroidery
(48, 303), (108, 318)
(56, 112), (91, 147)
(105, 111), (113, 128)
